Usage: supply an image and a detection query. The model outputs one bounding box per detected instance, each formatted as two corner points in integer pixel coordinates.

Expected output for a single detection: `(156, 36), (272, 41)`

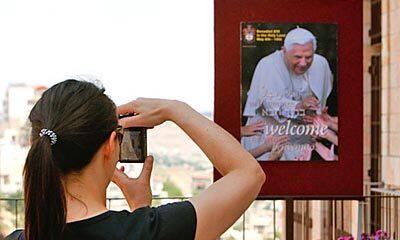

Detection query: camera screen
(119, 127), (147, 163)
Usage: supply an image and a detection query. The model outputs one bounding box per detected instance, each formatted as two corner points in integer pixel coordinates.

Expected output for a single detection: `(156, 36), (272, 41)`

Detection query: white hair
(283, 27), (317, 52)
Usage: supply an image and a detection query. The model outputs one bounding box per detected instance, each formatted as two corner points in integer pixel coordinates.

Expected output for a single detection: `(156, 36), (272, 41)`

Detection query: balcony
(1, 197), (282, 239)
(1, 191), (400, 239)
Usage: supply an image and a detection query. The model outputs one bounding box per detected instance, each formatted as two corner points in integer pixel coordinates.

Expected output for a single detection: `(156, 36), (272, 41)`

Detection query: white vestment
(241, 50), (333, 160)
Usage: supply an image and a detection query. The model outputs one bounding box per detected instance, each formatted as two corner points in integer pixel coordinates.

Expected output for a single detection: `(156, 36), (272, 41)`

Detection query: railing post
(333, 200), (336, 240)
(15, 199), (18, 228)
(273, 200), (276, 240)
(242, 212), (245, 240)
(357, 200), (363, 240)
(286, 199), (294, 240)
(395, 197), (398, 240)
(301, 201), (305, 240)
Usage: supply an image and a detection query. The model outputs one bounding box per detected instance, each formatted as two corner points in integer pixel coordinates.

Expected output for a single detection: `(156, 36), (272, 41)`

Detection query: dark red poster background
(213, 0), (363, 199)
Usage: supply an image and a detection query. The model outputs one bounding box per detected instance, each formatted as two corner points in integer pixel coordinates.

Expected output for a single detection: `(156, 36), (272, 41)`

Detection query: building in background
(2, 84), (45, 127)
(0, 84), (47, 235)
(0, 84), (47, 196)
(290, 1), (400, 239)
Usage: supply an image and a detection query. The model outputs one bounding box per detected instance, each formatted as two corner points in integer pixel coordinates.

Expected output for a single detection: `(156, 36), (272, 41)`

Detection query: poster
(240, 23), (338, 161)
(215, 0), (363, 198)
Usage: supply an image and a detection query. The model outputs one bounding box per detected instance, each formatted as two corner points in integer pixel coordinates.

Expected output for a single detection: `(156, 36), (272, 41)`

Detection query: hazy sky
(0, 0), (214, 112)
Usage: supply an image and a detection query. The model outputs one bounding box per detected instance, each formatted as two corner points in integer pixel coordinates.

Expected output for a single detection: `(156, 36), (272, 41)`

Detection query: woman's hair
(23, 79), (118, 240)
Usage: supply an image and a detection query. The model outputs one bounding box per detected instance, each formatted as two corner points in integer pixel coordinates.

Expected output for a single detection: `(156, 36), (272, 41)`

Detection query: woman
(15, 79), (265, 239)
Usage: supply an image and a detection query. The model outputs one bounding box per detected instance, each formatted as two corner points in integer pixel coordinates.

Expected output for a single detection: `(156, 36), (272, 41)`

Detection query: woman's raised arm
(118, 98), (266, 240)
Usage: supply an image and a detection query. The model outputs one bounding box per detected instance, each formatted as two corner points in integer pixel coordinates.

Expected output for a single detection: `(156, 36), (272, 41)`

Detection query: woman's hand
(241, 120), (265, 136)
(248, 135), (288, 159)
(117, 98), (181, 128)
(315, 142), (336, 161)
(293, 148), (312, 161)
(112, 156), (154, 211)
(268, 143), (284, 161)
(265, 135), (289, 152)
(267, 135), (289, 160)
(303, 107), (338, 132)
(312, 118), (338, 146)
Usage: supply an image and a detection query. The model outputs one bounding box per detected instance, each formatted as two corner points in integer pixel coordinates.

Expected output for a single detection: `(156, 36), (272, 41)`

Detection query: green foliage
(3, 190), (24, 213)
(162, 179), (182, 197)
(0, 190), (25, 230)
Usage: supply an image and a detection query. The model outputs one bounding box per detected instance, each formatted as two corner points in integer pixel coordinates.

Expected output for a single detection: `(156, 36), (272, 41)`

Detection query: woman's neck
(64, 169), (109, 223)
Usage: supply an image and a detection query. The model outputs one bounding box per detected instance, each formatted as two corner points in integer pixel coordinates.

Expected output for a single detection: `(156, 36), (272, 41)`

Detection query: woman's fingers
(138, 156), (154, 183)
(112, 156), (154, 189)
(117, 100), (139, 115)
(255, 119), (265, 124)
(277, 137), (289, 145)
(242, 122), (265, 136)
(274, 138), (284, 146)
(112, 167), (130, 187)
(253, 125), (265, 131)
(315, 142), (335, 161)
(118, 114), (149, 128)
(248, 122), (265, 133)
(271, 146), (283, 158)
(254, 121), (265, 127)
(254, 131), (263, 136)
(272, 135), (289, 146)
(118, 98), (172, 128)
(330, 144), (335, 156)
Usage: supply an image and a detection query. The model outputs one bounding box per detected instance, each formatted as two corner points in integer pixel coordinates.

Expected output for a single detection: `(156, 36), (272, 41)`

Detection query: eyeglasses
(115, 125), (123, 144)
(115, 125), (124, 161)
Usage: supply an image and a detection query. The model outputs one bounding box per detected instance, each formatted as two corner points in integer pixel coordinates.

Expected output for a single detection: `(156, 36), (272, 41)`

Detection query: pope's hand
(297, 96), (319, 111)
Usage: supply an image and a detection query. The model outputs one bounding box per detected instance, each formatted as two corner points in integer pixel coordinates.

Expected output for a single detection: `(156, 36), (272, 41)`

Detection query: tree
(162, 179), (182, 197)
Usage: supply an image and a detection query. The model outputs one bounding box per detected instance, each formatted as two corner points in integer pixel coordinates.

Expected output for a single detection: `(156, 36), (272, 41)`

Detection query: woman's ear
(103, 131), (117, 161)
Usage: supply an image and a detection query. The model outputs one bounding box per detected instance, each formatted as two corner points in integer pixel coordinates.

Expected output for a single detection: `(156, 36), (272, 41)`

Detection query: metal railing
(0, 197), (190, 231)
(1, 193), (399, 240)
(0, 196), (264, 239)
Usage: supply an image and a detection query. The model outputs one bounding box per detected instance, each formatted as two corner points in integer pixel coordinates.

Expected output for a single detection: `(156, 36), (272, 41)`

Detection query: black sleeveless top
(6, 201), (197, 240)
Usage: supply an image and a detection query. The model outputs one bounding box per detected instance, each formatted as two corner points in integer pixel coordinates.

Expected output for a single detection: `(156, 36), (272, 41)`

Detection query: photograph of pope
(241, 24), (338, 161)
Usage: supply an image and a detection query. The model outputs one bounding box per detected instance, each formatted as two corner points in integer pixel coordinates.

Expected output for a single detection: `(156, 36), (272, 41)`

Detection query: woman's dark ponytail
(23, 79), (118, 240)
(23, 135), (66, 240)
